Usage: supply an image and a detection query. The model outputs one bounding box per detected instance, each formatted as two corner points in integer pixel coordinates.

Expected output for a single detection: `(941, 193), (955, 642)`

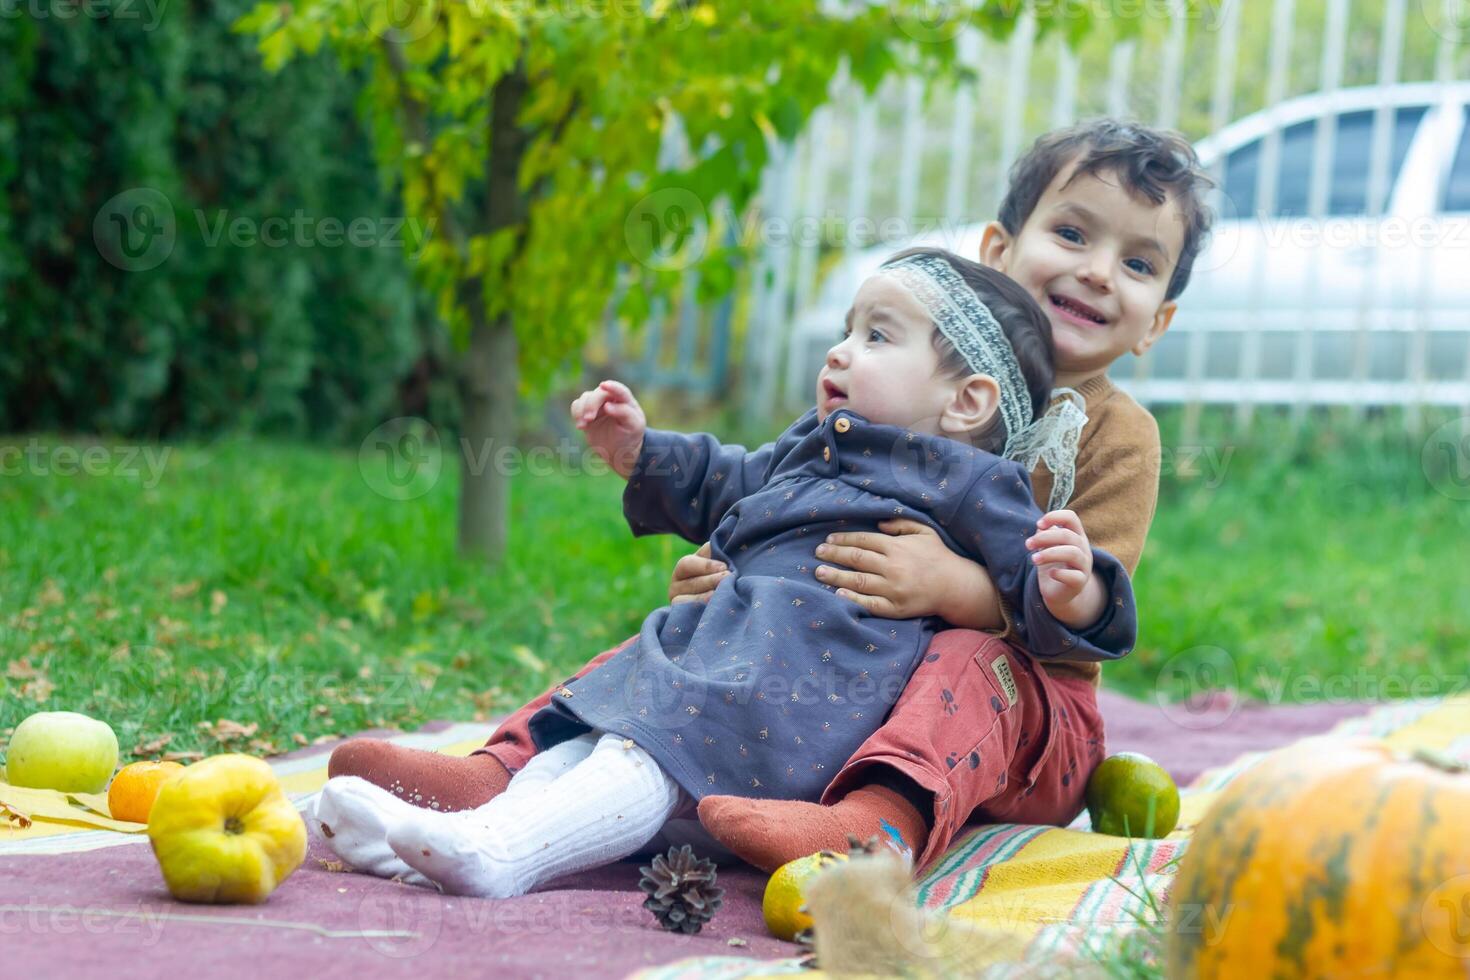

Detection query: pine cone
(637, 844), (724, 935)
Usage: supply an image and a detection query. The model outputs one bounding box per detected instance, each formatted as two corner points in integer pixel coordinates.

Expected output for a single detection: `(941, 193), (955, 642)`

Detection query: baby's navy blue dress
(528, 408), (1136, 803)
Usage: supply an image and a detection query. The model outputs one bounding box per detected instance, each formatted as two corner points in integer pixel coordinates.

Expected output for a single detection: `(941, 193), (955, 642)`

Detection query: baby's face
(816, 275), (957, 433)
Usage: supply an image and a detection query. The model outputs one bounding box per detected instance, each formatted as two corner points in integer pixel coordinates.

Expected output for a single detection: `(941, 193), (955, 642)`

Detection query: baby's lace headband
(875, 252), (1089, 511)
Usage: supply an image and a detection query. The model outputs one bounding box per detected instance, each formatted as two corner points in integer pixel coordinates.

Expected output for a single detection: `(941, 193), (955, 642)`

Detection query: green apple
(5, 710), (119, 793)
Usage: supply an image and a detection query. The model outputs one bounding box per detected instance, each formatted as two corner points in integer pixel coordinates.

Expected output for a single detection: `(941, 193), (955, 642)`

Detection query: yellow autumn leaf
(6, 658), (41, 679)
(170, 581), (201, 600)
(133, 733), (173, 756)
(360, 588), (388, 626)
(511, 645), (548, 675)
(411, 590), (439, 622)
(198, 718), (260, 743)
(21, 677), (55, 702)
(2, 799), (32, 828)
(0, 781), (145, 833)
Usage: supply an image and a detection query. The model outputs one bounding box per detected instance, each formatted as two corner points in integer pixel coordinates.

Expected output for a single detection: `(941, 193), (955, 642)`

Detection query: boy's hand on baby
(815, 519), (957, 619)
(668, 541), (730, 604)
(571, 380), (646, 480)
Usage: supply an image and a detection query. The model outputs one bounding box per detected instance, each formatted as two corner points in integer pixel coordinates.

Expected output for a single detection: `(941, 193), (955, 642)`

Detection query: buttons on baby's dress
(822, 414), (856, 464)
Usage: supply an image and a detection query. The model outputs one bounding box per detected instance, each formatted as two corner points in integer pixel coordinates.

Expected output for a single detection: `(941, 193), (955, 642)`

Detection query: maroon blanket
(0, 692), (1371, 980)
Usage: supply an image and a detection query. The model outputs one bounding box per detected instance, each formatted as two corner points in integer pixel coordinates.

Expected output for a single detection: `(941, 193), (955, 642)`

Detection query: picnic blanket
(2, 695), (1464, 979)
(632, 694), (1470, 978)
(0, 722), (500, 854)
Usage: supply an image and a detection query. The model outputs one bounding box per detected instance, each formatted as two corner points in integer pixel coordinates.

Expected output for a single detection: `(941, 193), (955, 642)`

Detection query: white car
(784, 81), (1470, 408)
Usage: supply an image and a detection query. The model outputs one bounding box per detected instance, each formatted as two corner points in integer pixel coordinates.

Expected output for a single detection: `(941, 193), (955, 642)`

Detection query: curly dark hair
(998, 118), (1215, 301)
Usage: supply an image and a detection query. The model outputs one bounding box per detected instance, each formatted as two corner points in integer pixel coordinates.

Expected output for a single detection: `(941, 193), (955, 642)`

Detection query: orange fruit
(108, 760), (186, 823)
(762, 850), (849, 941)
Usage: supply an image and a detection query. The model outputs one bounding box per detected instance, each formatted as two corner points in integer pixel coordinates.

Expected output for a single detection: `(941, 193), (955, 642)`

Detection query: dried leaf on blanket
(0, 781), (147, 833)
(198, 718), (259, 742)
(2, 799), (33, 829)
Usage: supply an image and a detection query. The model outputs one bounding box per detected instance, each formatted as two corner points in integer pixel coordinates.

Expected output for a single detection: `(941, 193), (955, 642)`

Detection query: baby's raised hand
(571, 380), (646, 479)
(1026, 509), (1104, 628)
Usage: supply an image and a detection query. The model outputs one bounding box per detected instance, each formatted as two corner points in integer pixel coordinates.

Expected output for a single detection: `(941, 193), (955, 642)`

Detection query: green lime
(1084, 752), (1180, 839)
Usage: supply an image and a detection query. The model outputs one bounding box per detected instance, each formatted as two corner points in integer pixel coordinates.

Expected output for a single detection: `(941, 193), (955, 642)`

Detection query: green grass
(2, 406), (1467, 764)
(0, 436), (681, 761)
(1115, 406), (1470, 705)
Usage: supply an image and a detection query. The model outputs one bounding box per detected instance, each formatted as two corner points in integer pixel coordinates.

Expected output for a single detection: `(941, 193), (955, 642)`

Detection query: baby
(310, 247), (1137, 897)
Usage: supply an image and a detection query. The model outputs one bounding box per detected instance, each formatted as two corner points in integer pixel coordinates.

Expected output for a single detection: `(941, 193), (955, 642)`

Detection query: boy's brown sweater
(998, 372), (1161, 686)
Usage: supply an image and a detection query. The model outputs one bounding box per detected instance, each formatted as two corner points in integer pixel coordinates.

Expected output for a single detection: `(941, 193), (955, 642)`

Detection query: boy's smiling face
(981, 162), (1184, 386)
(817, 275), (960, 433)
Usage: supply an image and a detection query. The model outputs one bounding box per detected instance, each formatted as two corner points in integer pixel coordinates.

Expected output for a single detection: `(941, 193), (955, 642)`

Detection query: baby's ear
(940, 374), (1000, 438)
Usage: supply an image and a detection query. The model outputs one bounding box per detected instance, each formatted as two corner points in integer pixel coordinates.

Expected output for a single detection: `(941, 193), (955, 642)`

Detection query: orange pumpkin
(1165, 736), (1470, 978)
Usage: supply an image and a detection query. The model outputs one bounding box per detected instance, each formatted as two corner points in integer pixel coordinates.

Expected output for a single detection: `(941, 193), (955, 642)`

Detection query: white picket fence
(724, 0), (1470, 430)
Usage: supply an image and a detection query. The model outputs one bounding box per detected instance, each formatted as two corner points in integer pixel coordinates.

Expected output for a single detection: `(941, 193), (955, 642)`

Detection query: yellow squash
(146, 753), (307, 904)
(1166, 736), (1470, 978)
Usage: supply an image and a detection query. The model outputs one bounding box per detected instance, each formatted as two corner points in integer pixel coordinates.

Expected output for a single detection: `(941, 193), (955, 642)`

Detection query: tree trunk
(456, 311), (518, 563)
(456, 61), (530, 565)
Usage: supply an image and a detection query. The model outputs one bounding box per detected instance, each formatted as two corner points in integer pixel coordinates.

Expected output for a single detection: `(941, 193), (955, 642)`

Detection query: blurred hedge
(0, 3), (436, 441)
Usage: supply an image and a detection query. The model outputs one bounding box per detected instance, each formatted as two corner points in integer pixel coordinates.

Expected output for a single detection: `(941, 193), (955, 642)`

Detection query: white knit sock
(310, 734), (600, 890)
(500, 730), (599, 798)
(310, 777), (437, 889)
(386, 732), (682, 898)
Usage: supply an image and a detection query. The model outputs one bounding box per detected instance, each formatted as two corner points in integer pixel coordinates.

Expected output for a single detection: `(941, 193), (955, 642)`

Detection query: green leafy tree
(240, 0), (1111, 564)
(0, 1), (420, 441)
